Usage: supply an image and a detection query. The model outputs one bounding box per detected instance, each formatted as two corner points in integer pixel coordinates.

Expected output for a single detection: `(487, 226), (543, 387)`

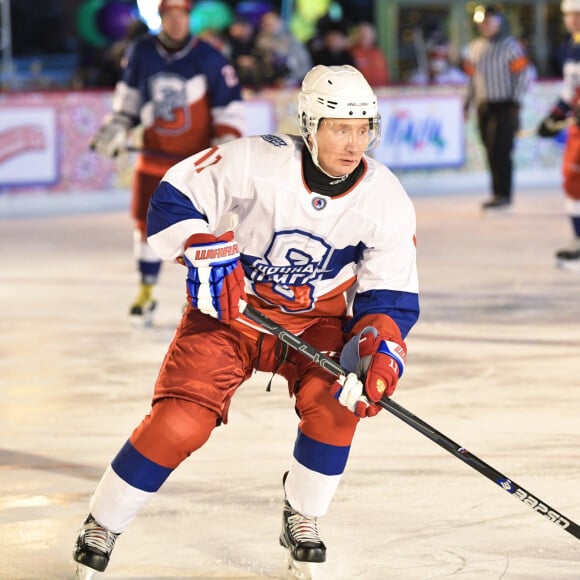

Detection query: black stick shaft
(242, 303), (580, 541)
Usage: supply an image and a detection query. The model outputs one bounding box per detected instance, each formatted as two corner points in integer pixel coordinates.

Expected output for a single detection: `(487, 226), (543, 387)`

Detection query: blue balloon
(98, 1), (138, 41)
(235, 1), (273, 27)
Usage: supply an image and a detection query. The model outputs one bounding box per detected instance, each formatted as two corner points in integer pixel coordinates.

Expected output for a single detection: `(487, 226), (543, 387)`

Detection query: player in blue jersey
(90, 0), (245, 324)
(73, 65), (419, 579)
(537, 0), (580, 272)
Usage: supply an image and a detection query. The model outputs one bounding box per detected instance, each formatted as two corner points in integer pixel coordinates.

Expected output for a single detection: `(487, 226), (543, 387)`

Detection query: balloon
(98, 1), (138, 42)
(190, 1), (234, 35)
(296, 0), (331, 23)
(235, 1), (272, 27)
(289, 13), (316, 43)
(328, 2), (344, 21)
(76, 0), (109, 47)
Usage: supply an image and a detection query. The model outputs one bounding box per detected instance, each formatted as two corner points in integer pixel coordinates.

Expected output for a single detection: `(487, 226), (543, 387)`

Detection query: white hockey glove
(330, 373), (380, 417)
(90, 114), (132, 158)
(331, 327), (406, 418)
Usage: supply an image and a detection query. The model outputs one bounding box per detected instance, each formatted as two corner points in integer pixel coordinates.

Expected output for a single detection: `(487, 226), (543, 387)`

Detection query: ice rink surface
(1, 186), (579, 579)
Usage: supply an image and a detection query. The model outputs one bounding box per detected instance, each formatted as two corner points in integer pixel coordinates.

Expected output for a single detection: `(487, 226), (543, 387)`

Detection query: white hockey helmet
(298, 65), (381, 170)
(562, 0), (580, 12)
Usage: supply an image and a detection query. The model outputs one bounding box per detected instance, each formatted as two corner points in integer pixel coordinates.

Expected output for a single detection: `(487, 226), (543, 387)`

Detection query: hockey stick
(241, 302), (580, 541)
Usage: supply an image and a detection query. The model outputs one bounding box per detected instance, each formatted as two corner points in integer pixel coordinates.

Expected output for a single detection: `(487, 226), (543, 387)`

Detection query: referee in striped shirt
(464, 5), (531, 210)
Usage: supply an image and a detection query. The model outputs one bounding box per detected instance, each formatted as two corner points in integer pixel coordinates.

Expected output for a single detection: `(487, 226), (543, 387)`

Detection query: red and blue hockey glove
(331, 327), (406, 417)
(183, 231), (245, 322)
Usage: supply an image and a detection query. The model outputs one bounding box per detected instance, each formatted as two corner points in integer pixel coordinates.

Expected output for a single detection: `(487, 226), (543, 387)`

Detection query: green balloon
(296, 0), (330, 22)
(77, 0), (109, 47)
(290, 13), (316, 43)
(190, 1), (234, 35)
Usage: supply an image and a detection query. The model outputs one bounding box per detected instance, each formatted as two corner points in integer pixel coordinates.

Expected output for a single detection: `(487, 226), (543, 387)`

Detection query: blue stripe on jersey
(147, 181), (208, 237)
(349, 288), (420, 339)
(111, 440), (173, 493)
(293, 429), (351, 476)
(325, 242), (366, 278)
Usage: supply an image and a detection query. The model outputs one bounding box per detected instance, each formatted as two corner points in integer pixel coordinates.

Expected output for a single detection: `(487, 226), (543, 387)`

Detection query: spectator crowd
(203, 10), (393, 91)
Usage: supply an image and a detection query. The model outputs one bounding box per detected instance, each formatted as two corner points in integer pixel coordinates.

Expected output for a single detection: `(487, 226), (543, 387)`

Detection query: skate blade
(556, 259), (580, 273)
(75, 563), (97, 579)
(482, 206), (513, 215)
(284, 553), (318, 579)
(129, 300), (157, 328)
(130, 313), (154, 328)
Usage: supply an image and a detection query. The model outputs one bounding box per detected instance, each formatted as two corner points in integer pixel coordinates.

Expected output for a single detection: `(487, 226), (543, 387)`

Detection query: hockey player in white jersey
(73, 65), (419, 579)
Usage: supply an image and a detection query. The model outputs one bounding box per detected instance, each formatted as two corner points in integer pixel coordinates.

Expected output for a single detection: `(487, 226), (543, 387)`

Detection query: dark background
(9, 0), (374, 56)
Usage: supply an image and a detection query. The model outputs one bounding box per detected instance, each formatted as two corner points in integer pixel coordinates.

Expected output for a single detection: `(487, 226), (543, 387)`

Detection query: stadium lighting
(137, 0), (161, 31)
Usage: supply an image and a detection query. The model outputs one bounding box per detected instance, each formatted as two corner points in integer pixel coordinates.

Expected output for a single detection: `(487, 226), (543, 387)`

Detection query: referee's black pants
(476, 101), (520, 202)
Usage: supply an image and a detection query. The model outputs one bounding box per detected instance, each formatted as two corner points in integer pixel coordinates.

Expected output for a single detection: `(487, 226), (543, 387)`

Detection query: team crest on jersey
(312, 197), (327, 210)
(150, 73), (190, 134)
(261, 134), (287, 147)
(249, 230), (332, 312)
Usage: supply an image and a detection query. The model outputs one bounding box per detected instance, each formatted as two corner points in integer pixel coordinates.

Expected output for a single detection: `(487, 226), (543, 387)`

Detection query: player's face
(161, 8), (190, 42)
(315, 119), (371, 177)
(564, 12), (580, 34)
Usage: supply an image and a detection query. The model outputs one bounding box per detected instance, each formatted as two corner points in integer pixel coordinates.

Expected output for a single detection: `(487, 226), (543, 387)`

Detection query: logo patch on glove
(375, 378), (386, 394)
(194, 243), (239, 261)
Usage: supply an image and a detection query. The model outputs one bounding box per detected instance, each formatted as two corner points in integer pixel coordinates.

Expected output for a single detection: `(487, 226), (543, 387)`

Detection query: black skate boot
(129, 282), (157, 326)
(555, 245), (580, 273)
(279, 493), (326, 579)
(73, 514), (120, 578)
(481, 196), (512, 212)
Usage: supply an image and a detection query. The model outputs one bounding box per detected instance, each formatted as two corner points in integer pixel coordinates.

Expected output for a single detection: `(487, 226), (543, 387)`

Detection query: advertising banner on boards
(374, 94), (465, 169)
(0, 106), (58, 187)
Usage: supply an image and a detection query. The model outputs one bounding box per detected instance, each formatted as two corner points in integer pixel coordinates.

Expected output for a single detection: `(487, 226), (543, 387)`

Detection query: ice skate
(555, 239), (580, 272)
(481, 196), (512, 212)
(73, 514), (119, 578)
(129, 282), (157, 326)
(279, 499), (326, 579)
(75, 563), (96, 579)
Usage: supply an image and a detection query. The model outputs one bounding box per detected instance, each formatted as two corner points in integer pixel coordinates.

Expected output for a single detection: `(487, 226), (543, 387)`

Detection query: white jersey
(147, 133), (419, 338)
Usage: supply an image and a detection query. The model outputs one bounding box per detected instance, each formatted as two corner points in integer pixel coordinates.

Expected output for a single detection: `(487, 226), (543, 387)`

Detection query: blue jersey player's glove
(89, 113), (131, 158)
(331, 327), (406, 417)
(183, 231), (245, 322)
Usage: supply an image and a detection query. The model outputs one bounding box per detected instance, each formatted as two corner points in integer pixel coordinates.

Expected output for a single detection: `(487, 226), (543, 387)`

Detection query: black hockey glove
(537, 114), (567, 138)
(537, 101), (570, 138)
